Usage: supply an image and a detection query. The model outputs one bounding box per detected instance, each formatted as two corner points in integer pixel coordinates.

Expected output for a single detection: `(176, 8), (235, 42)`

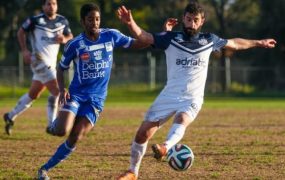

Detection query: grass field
(0, 98), (285, 179)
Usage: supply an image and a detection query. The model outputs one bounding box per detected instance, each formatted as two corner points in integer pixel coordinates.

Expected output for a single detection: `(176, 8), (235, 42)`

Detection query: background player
(37, 3), (146, 179)
(3, 0), (73, 135)
(116, 2), (276, 179)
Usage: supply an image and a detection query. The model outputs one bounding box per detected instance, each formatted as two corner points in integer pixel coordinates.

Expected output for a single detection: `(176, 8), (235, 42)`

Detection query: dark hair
(80, 3), (101, 20)
(184, 1), (205, 18)
(42, 0), (56, 5)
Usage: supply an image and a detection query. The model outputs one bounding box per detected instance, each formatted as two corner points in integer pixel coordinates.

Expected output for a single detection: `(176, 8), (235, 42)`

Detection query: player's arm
(56, 66), (65, 94)
(56, 41), (75, 104)
(117, 6), (154, 45)
(56, 66), (69, 105)
(55, 33), (73, 44)
(130, 39), (150, 49)
(17, 27), (31, 64)
(224, 38), (277, 50)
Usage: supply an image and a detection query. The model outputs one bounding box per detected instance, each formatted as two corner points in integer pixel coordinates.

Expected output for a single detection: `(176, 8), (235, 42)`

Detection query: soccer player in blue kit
(3, 0), (73, 135)
(37, 3), (146, 179)
(117, 2), (276, 179)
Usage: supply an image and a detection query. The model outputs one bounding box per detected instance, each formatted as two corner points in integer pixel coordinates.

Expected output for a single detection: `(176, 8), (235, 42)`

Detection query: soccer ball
(166, 144), (194, 171)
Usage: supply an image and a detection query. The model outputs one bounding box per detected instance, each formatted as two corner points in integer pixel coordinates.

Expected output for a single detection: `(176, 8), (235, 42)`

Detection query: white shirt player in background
(3, 0), (73, 135)
(117, 2), (276, 179)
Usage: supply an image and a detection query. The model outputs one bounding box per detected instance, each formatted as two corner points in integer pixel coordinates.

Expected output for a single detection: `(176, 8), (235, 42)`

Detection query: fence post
(225, 57), (231, 92)
(147, 52), (156, 90)
(18, 52), (24, 85)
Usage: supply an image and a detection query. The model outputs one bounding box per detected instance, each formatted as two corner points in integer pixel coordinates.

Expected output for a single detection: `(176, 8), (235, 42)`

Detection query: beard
(45, 11), (56, 18)
(182, 24), (201, 37)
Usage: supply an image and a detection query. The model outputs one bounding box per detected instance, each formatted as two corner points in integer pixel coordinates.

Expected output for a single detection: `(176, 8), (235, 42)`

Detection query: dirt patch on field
(0, 106), (285, 179)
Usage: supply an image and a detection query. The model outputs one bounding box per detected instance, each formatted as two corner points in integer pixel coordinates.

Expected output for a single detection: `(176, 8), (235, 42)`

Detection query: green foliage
(229, 81), (255, 94)
(107, 83), (162, 102)
(0, 85), (50, 100)
(227, 0), (260, 37)
(1, 0), (284, 65)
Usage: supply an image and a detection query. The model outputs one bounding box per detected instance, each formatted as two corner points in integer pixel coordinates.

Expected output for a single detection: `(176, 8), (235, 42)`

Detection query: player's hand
(117, 6), (133, 25)
(163, 18), (178, 31)
(259, 39), (277, 48)
(55, 33), (65, 44)
(59, 89), (70, 105)
(22, 49), (32, 64)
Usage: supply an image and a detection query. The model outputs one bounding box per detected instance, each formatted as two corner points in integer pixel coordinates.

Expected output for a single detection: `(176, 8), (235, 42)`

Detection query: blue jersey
(22, 13), (72, 68)
(59, 29), (133, 102)
(152, 31), (227, 100)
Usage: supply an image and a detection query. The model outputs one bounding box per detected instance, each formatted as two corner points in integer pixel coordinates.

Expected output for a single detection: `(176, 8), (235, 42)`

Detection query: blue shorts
(60, 95), (103, 126)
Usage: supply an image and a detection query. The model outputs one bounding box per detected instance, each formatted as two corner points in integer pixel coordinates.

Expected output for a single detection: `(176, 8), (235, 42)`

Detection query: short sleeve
(62, 18), (72, 36)
(152, 31), (174, 50)
(21, 17), (35, 32)
(211, 33), (228, 51)
(59, 41), (76, 70)
(110, 29), (133, 48)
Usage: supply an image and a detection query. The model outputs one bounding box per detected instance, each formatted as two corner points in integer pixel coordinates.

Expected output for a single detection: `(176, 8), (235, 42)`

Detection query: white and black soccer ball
(166, 144), (194, 171)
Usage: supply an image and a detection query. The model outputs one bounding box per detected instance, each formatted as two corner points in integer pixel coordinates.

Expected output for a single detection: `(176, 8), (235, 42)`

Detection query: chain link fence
(0, 63), (284, 98)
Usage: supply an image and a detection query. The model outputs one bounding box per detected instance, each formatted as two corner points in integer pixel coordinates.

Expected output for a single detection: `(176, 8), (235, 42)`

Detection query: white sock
(164, 123), (186, 151)
(129, 141), (148, 176)
(8, 93), (34, 121)
(47, 95), (59, 127)
(8, 94), (34, 121)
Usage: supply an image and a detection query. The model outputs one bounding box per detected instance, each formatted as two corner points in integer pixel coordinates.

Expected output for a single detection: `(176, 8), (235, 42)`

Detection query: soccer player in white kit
(3, 0), (73, 135)
(117, 2), (276, 179)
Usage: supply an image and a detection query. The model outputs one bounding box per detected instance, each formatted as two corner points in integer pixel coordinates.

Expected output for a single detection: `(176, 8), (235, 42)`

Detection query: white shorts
(31, 60), (56, 84)
(144, 93), (203, 125)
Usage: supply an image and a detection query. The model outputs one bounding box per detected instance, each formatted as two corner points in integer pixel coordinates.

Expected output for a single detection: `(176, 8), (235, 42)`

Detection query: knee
(50, 87), (60, 97)
(55, 128), (69, 137)
(28, 93), (40, 100)
(174, 113), (192, 126)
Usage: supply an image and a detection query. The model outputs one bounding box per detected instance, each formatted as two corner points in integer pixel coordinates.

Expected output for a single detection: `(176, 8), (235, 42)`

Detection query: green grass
(2, 95), (285, 109)
(2, 82), (285, 109)
(204, 97), (285, 108)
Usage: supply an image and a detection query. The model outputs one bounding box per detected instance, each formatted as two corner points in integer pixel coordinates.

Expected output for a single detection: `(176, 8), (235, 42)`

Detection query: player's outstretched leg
(151, 123), (187, 160)
(37, 168), (50, 180)
(38, 140), (75, 178)
(3, 113), (14, 135)
(3, 93), (34, 135)
(151, 144), (167, 161)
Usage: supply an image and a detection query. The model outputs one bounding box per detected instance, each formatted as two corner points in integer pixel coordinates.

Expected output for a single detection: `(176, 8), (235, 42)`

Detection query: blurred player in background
(37, 3), (146, 179)
(3, 0), (73, 135)
(117, 2), (276, 179)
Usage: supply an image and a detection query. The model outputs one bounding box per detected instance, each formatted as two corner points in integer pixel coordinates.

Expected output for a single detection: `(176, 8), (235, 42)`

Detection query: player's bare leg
(67, 117), (94, 146)
(47, 111), (76, 136)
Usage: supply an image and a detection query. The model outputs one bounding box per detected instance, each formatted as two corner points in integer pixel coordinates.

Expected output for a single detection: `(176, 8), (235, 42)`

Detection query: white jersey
(21, 13), (72, 69)
(152, 31), (227, 101)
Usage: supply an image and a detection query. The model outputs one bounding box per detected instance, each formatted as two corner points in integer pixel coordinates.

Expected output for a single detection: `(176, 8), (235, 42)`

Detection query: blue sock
(41, 140), (75, 171)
